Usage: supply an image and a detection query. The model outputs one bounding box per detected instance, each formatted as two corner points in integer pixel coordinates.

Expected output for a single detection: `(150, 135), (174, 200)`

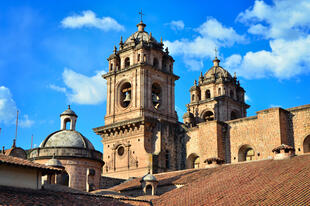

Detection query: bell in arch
(124, 91), (131, 103)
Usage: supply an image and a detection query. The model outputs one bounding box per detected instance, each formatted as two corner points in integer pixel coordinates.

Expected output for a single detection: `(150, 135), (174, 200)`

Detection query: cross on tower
(139, 9), (144, 22)
(214, 47), (218, 58)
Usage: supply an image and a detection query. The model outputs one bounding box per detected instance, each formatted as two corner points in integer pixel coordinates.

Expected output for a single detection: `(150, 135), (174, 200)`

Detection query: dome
(124, 31), (158, 45)
(40, 130), (95, 150)
(204, 57), (232, 80)
(204, 66), (232, 79)
(60, 105), (77, 117)
(142, 173), (157, 182)
(45, 157), (64, 168)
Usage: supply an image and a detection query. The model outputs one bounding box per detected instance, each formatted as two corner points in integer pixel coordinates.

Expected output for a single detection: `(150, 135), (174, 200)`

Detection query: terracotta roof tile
(0, 185), (132, 206)
(109, 168), (201, 191)
(0, 154), (62, 173)
(152, 155), (310, 206)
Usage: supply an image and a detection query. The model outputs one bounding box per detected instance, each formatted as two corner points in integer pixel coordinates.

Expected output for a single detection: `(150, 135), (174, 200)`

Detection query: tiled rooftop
(0, 154), (62, 174)
(153, 155), (310, 206)
(0, 185), (152, 206)
(105, 155), (310, 205)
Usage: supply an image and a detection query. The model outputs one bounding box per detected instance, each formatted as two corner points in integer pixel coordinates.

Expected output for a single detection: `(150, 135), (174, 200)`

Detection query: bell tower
(183, 57), (250, 126)
(94, 19), (180, 178)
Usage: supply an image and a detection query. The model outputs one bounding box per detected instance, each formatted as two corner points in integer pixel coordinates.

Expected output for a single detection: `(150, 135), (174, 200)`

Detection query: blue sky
(1, 0), (310, 152)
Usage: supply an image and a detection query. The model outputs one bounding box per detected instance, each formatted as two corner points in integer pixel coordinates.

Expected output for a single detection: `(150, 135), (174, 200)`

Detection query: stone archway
(303, 135), (310, 153)
(146, 184), (153, 195)
(238, 145), (255, 162)
(186, 153), (200, 169)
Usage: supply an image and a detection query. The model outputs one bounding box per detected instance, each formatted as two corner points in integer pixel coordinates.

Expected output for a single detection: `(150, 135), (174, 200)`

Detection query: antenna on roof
(31, 134), (33, 149)
(14, 110), (19, 145)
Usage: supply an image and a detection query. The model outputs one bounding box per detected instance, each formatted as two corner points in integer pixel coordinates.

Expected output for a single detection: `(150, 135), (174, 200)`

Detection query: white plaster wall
(0, 165), (41, 189)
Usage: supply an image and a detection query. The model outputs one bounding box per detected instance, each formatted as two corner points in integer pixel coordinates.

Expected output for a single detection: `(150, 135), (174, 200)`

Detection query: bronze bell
(152, 93), (160, 104)
(124, 91), (131, 103)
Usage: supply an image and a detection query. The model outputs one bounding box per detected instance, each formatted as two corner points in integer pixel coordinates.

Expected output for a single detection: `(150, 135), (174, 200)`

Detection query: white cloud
(237, 0), (310, 40)
(245, 94), (251, 102)
(164, 17), (245, 70)
(61, 10), (125, 31)
(0, 86), (16, 124)
(49, 84), (67, 93)
(166, 20), (185, 30)
(224, 0), (310, 79)
(0, 86), (34, 127)
(19, 114), (34, 128)
(58, 68), (107, 105)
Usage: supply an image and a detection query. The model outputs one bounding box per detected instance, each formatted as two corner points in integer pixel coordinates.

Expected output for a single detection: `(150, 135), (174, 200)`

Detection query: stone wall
(288, 105), (310, 154)
(185, 104), (310, 165)
(35, 158), (102, 191)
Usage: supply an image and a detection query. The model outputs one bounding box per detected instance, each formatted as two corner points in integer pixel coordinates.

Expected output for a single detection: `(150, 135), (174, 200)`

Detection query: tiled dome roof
(40, 130), (94, 150)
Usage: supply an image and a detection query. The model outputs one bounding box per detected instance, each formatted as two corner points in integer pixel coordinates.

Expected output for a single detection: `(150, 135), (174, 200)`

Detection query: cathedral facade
(94, 20), (310, 179)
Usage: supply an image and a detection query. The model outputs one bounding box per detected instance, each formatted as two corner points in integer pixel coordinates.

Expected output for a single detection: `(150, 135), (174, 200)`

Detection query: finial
(113, 45), (117, 54)
(2, 146), (4, 154)
(120, 36), (123, 45)
(234, 72), (237, 78)
(194, 80), (197, 86)
(200, 72), (203, 77)
(68, 105), (71, 110)
(214, 47), (218, 58)
(139, 9), (144, 22)
(160, 37), (163, 44)
(137, 10), (146, 32)
(12, 139), (16, 148)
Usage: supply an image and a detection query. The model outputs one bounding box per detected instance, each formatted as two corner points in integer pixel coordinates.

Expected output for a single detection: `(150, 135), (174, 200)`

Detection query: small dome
(124, 31), (158, 45)
(142, 173), (157, 182)
(40, 130), (95, 150)
(204, 57), (232, 80)
(204, 66), (232, 79)
(60, 105), (77, 117)
(45, 157), (64, 168)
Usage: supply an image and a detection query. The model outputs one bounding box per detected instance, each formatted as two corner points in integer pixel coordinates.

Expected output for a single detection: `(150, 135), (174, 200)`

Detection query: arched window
(203, 111), (214, 121)
(143, 54), (147, 62)
(146, 185), (153, 195)
(153, 58), (159, 68)
(186, 153), (200, 169)
(218, 88), (221, 95)
(192, 94), (195, 101)
(56, 171), (69, 186)
(124, 57), (130, 68)
(64, 118), (71, 130)
(137, 54), (140, 62)
(110, 63), (113, 71)
(120, 82), (132, 108)
(238, 145), (255, 162)
(303, 135), (310, 153)
(152, 83), (161, 109)
(205, 90), (211, 99)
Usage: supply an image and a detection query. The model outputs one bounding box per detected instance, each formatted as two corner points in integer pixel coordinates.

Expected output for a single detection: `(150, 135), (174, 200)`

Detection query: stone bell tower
(93, 19), (180, 178)
(183, 56), (250, 126)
